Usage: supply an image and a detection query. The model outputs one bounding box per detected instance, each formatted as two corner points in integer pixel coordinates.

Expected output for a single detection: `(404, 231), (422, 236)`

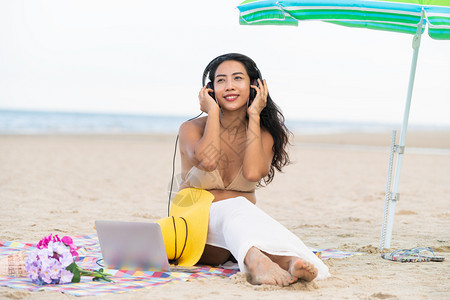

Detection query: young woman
(178, 53), (330, 286)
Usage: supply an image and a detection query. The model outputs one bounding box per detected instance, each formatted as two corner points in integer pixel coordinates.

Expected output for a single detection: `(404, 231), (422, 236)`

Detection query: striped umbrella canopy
(238, 0), (450, 39)
(238, 0), (450, 252)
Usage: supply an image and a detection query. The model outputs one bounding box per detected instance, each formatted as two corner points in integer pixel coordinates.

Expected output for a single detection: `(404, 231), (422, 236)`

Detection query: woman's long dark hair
(205, 53), (292, 185)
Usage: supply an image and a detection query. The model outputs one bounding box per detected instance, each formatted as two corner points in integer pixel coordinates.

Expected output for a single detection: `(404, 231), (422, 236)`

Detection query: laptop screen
(95, 220), (170, 271)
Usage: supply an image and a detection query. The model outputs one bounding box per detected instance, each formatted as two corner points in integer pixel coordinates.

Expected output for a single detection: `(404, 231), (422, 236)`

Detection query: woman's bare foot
(261, 251), (319, 282)
(244, 247), (297, 287)
(288, 257), (318, 282)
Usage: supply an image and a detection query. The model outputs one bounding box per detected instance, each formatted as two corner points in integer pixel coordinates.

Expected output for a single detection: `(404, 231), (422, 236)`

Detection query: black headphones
(202, 54), (263, 104)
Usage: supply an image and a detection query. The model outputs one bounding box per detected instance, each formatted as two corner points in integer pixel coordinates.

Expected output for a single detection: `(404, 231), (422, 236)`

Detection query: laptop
(95, 220), (170, 271)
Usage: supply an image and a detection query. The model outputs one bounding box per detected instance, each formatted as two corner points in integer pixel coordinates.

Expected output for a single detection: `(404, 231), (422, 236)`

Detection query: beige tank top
(184, 166), (257, 192)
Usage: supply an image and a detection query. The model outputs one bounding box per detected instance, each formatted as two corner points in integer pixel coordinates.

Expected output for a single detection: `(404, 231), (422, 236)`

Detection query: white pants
(206, 197), (330, 280)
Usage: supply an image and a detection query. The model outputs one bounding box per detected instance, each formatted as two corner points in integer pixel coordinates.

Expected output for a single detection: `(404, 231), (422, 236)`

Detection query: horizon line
(1, 108), (450, 128)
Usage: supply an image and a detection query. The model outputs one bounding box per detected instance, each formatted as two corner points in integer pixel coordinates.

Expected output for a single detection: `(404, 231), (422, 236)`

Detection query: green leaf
(66, 263), (80, 283)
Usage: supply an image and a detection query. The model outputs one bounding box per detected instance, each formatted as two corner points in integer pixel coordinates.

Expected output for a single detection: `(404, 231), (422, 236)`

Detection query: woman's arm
(179, 85), (222, 171)
(242, 79), (274, 181)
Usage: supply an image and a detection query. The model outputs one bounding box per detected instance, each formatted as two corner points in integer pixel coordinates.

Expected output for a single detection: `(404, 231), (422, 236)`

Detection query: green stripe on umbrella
(238, 0), (450, 40)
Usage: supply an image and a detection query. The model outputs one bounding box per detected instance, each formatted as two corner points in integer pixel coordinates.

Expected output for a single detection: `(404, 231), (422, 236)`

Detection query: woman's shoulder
(179, 116), (208, 135)
(261, 127), (274, 143)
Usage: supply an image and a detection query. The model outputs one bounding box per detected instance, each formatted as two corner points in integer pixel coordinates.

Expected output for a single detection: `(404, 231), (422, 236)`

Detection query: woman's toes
(289, 258), (318, 282)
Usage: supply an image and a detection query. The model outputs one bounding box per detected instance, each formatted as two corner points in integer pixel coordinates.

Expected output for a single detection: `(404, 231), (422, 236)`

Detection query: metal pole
(380, 131), (397, 251)
(383, 10), (424, 249)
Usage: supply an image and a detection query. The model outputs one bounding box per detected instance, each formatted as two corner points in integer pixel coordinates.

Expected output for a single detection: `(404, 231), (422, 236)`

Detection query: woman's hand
(198, 85), (220, 115)
(248, 79), (268, 117)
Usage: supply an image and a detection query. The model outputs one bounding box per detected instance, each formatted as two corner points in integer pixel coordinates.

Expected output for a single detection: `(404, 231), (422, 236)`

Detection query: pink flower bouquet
(25, 234), (112, 285)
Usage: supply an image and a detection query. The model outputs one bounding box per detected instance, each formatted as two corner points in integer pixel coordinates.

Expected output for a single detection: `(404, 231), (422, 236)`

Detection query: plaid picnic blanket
(0, 234), (237, 296)
(0, 234), (363, 296)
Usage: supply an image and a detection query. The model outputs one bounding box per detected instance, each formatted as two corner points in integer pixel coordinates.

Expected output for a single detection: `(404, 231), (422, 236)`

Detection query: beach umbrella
(237, 0), (450, 251)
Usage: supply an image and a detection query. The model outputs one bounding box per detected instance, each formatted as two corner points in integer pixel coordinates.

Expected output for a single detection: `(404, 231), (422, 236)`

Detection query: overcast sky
(0, 0), (449, 126)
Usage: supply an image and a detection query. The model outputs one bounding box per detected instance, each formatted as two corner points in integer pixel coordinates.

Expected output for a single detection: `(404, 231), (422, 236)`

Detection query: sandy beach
(0, 131), (449, 299)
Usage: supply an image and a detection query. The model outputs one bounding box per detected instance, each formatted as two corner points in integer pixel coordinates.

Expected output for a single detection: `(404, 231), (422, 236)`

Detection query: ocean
(0, 109), (447, 135)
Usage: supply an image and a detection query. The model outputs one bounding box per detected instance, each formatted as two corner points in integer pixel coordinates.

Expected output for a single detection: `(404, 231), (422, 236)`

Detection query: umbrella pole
(381, 10), (424, 250)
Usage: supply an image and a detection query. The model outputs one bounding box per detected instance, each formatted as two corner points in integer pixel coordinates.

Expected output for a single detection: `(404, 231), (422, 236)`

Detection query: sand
(0, 132), (449, 299)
